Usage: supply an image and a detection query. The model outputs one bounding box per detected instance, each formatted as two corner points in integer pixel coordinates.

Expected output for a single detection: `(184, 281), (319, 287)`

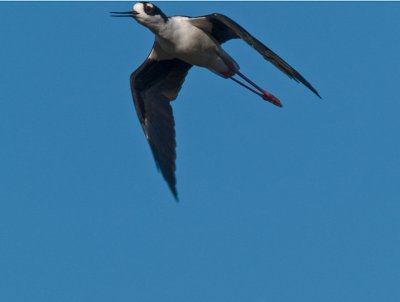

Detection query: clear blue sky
(1, 1), (399, 301)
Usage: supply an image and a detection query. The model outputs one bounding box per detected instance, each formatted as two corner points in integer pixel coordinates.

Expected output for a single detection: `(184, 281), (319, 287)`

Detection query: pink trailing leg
(235, 71), (282, 107)
(216, 50), (282, 107)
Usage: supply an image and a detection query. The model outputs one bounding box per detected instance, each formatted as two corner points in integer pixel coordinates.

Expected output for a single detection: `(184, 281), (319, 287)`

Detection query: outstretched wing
(189, 13), (320, 97)
(130, 44), (192, 200)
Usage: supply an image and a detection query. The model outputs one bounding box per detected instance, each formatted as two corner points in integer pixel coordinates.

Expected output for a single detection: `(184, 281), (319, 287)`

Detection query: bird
(111, 2), (320, 200)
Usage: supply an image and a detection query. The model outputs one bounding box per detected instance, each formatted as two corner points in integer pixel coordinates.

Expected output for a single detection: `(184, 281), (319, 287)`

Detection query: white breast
(156, 17), (229, 71)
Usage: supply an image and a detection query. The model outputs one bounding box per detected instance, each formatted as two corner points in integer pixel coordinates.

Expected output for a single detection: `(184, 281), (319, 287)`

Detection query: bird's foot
(261, 90), (283, 107)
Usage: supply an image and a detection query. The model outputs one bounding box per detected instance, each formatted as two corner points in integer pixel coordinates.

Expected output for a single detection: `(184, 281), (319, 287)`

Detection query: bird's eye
(144, 3), (154, 15)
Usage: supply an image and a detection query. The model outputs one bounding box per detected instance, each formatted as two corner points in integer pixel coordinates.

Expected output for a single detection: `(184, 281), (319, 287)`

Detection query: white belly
(156, 18), (239, 74)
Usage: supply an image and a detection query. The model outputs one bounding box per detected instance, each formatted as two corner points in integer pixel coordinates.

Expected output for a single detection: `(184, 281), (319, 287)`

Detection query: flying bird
(111, 2), (320, 200)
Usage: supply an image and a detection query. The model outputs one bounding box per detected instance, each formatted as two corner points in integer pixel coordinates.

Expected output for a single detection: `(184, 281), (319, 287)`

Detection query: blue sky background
(1, 1), (399, 301)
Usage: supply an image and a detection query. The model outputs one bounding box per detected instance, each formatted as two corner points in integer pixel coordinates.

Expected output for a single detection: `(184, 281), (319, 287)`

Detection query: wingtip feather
(171, 187), (179, 202)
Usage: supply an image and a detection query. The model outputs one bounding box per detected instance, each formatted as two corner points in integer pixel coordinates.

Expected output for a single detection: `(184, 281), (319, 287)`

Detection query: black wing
(131, 53), (192, 200)
(189, 13), (320, 97)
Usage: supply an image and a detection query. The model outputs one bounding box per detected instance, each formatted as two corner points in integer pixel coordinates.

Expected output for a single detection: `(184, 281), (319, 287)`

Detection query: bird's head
(111, 2), (168, 32)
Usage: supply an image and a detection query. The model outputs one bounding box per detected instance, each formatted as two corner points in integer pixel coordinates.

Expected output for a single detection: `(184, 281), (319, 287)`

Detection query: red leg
(230, 77), (282, 107)
(236, 71), (282, 107)
(216, 50), (282, 107)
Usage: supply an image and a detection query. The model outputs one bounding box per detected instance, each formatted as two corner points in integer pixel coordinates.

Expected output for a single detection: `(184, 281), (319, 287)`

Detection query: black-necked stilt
(112, 2), (320, 200)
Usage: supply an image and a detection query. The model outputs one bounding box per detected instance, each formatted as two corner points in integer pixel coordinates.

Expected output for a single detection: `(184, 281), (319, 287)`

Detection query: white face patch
(133, 3), (144, 15)
(132, 2), (152, 25)
(133, 2), (155, 16)
(131, 2), (167, 31)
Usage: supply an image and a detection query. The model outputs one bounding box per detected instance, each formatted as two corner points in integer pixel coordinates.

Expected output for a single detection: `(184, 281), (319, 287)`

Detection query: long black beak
(110, 11), (138, 18)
